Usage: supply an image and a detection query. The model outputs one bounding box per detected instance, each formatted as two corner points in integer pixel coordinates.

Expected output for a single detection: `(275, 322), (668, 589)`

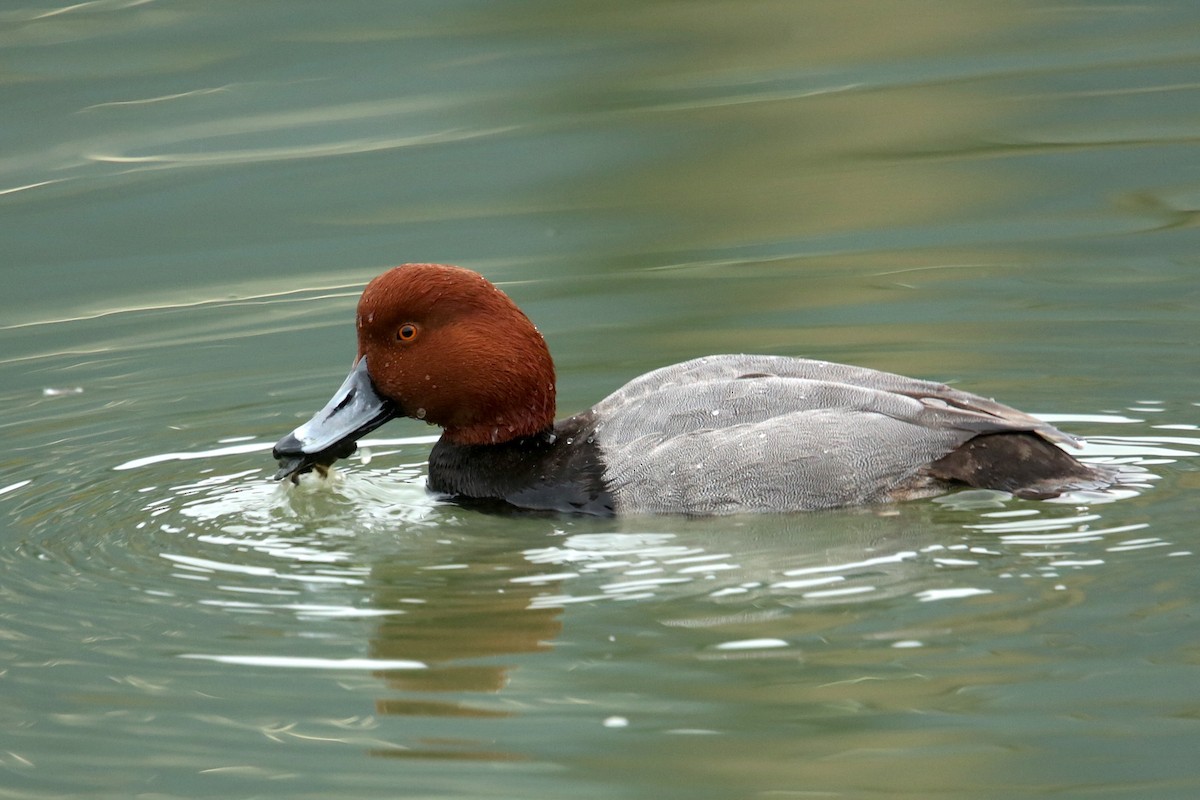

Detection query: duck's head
(272, 263), (557, 481)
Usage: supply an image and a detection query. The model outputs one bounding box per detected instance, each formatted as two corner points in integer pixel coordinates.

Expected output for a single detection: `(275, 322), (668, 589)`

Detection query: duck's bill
(272, 357), (398, 482)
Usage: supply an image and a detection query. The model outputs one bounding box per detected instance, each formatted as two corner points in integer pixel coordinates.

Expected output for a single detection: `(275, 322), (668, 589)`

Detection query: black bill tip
(272, 434), (357, 483)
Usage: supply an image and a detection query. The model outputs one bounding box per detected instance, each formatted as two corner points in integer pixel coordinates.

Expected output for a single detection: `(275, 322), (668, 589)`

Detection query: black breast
(426, 411), (614, 515)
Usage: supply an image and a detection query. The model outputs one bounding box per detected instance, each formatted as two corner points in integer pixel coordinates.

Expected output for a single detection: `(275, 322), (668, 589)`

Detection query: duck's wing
(589, 355), (1089, 514)
(598, 406), (965, 513)
(593, 354), (1078, 448)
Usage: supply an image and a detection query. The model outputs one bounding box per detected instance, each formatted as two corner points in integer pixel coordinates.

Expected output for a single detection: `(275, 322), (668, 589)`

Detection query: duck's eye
(396, 323), (418, 342)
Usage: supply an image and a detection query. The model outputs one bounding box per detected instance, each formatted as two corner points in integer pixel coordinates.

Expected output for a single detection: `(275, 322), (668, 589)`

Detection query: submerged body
(273, 264), (1115, 515)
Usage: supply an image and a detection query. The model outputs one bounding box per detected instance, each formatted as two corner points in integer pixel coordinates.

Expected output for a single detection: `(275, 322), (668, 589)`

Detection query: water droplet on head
(415, 407), (427, 419)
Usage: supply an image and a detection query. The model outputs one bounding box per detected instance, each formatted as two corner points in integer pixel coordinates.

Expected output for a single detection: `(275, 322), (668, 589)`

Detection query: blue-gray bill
(272, 357), (398, 482)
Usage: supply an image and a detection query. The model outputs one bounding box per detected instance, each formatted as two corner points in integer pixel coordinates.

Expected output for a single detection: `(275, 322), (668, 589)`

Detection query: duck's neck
(439, 330), (557, 446)
(427, 412), (613, 515)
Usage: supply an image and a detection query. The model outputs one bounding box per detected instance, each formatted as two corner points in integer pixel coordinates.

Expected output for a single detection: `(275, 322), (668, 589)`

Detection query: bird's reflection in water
(364, 532), (566, 761)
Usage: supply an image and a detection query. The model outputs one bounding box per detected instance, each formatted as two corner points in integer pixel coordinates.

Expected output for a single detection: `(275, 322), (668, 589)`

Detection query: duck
(272, 263), (1117, 515)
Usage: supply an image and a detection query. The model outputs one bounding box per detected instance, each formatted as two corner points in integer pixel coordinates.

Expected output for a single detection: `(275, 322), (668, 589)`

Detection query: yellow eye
(396, 323), (418, 342)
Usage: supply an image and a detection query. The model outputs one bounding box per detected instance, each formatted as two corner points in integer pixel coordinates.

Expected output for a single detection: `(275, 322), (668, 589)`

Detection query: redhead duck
(272, 263), (1116, 515)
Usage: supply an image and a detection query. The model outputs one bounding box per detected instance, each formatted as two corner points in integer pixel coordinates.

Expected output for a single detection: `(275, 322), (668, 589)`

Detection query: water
(3, 1), (1199, 797)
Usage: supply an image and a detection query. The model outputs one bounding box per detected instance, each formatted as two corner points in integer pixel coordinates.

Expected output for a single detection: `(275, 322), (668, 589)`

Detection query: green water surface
(2, 2), (1199, 798)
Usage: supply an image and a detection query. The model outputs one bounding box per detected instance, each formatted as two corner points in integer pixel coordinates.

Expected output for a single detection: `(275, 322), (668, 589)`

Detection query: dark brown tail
(928, 432), (1118, 499)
